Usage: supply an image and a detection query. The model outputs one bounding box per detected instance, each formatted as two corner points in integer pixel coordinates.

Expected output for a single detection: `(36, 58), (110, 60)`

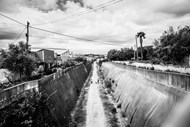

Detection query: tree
(1, 41), (36, 81)
(143, 46), (154, 60)
(137, 32), (146, 60)
(107, 49), (119, 61)
(107, 48), (134, 61)
(154, 26), (190, 64)
(74, 57), (87, 64)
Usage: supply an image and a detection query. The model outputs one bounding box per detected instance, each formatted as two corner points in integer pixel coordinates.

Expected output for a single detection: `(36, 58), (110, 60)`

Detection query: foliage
(154, 26), (190, 64)
(61, 59), (76, 69)
(107, 48), (134, 61)
(0, 91), (57, 127)
(137, 31), (146, 59)
(143, 46), (154, 60)
(74, 57), (87, 64)
(0, 42), (36, 80)
(61, 57), (88, 69)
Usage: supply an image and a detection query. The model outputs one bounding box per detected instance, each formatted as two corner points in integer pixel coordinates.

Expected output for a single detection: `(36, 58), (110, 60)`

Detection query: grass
(99, 84), (119, 127)
(97, 68), (119, 127)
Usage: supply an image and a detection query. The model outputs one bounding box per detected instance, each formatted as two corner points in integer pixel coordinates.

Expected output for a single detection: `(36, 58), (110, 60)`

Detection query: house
(36, 49), (54, 68)
(29, 51), (40, 62)
(54, 53), (62, 65)
(61, 50), (75, 63)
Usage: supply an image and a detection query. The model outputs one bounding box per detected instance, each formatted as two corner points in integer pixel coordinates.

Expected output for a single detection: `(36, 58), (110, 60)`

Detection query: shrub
(0, 91), (57, 127)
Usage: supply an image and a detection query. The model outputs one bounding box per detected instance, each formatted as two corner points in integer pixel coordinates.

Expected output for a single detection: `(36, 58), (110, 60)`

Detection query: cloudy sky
(0, 0), (190, 54)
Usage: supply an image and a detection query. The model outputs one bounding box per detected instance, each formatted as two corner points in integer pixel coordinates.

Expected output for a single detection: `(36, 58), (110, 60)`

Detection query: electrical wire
(31, 47), (67, 50)
(30, 26), (127, 46)
(12, 27), (27, 43)
(0, 11), (136, 46)
(33, 0), (125, 26)
(0, 13), (26, 26)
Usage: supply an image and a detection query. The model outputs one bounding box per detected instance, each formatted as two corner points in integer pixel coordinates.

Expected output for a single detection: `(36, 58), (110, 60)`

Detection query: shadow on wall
(101, 62), (188, 127)
(38, 63), (92, 127)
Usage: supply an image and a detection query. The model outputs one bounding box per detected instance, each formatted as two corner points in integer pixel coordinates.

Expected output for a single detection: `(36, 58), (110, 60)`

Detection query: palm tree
(137, 32), (146, 60)
(135, 35), (138, 60)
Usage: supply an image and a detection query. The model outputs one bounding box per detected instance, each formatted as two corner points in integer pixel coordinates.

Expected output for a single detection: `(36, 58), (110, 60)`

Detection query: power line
(30, 35), (75, 40)
(30, 26), (127, 46)
(12, 27), (27, 43)
(0, 13), (26, 26)
(33, 0), (124, 26)
(0, 29), (134, 46)
(0, 12), (136, 46)
(31, 47), (67, 50)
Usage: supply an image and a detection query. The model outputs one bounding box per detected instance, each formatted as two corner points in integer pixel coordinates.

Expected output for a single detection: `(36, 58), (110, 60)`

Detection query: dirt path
(86, 62), (107, 127)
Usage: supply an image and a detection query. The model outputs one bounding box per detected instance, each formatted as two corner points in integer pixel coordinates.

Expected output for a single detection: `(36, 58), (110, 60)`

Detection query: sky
(0, 0), (190, 54)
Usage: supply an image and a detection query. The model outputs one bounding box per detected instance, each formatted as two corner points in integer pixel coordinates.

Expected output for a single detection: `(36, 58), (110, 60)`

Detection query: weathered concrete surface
(38, 63), (92, 127)
(101, 62), (188, 127)
(0, 80), (38, 107)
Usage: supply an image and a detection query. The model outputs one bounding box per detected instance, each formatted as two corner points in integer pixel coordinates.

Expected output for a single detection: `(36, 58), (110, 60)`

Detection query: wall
(38, 63), (92, 126)
(0, 80), (38, 107)
(115, 61), (190, 74)
(112, 62), (190, 91)
(0, 63), (92, 127)
(36, 49), (54, 63)
(101, 62), (188, 127)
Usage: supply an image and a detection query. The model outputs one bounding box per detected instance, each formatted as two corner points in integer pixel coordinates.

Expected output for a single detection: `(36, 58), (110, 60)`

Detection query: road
(86, 62), (107, 127)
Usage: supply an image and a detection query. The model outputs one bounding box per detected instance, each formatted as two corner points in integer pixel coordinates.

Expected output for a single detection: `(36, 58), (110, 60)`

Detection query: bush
(61, 59), (76, 69)
(0, 91), (57, 127)
(104, 80), (112, 88)
(74, 57), (87, 64)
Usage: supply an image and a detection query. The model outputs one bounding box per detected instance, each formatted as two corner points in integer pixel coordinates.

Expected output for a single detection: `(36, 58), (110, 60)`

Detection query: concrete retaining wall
(0, 80), (38, 107)
(112, 63), (190, 91)
(38, 63), (92, 126)
(101, 62), (188, 127)
(0, 63), (92, 127)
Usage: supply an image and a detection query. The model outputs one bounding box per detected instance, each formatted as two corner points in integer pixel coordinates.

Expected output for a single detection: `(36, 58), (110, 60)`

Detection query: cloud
(155, 0), (190, 17)
(0, 33), (18, 40)
(0, 0), (84, 13)
(0, 0), (23, 13)
(0, 0), (190, 54)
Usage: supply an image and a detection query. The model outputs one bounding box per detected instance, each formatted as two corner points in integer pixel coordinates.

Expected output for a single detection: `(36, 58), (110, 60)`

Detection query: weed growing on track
(99, 84), (119, 127)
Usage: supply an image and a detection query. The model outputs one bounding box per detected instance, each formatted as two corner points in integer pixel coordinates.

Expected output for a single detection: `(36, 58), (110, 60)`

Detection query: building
(36, 49), (54, 67)
(29, 51), (40, 62)
(61, 50), (75, 63)
(54, 53), (62, 65)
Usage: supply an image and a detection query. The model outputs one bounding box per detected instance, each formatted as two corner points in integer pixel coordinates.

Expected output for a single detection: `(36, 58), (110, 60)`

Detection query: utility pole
(134, 44), (136, 61)
(26, 21), (30, 51)
(135, 35), (138, 60)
